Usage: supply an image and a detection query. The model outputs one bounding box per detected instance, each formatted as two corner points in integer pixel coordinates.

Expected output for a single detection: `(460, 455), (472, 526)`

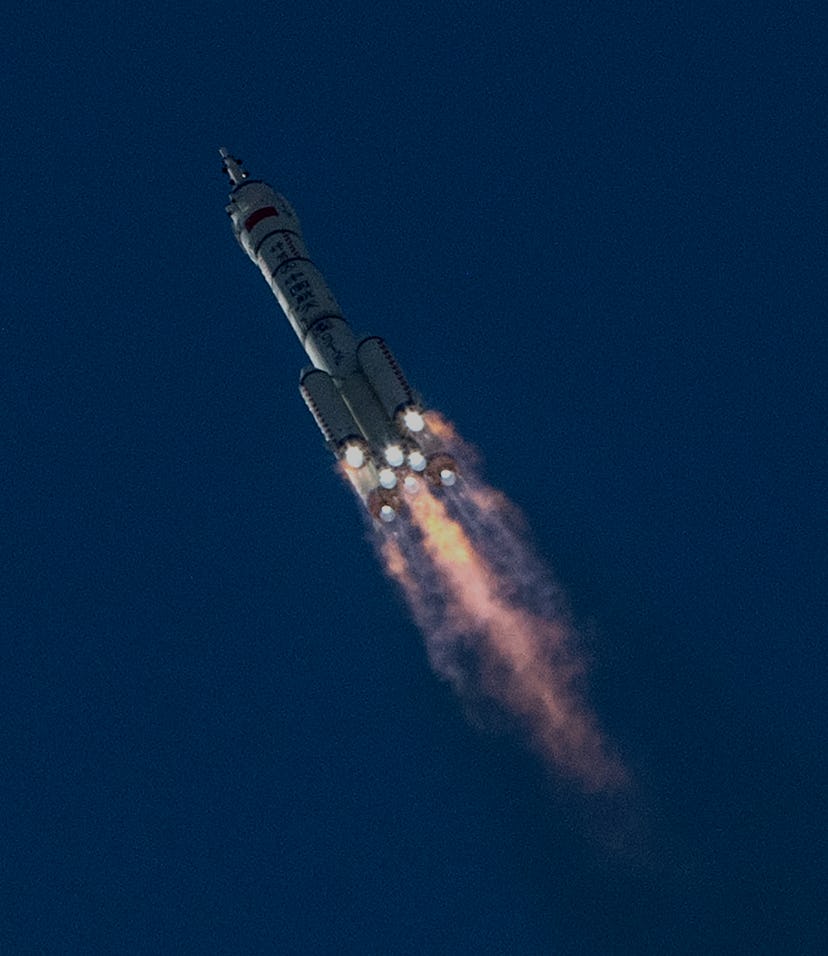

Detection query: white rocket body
(220, 149), (455, 520)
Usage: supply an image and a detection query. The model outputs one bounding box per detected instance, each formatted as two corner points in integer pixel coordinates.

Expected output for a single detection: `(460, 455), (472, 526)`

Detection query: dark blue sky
(3, 2), (824, 953)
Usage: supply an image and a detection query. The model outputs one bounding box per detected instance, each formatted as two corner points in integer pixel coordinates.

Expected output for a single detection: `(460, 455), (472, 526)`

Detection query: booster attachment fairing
(220, 149), (456, 520)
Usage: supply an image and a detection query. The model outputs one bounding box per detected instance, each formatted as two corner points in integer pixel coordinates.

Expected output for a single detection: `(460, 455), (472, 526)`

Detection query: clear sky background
(2, 2), (824, 953)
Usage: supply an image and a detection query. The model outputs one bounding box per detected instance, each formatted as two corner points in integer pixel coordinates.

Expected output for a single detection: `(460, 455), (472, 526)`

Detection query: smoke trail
(376, 414), (627, 792)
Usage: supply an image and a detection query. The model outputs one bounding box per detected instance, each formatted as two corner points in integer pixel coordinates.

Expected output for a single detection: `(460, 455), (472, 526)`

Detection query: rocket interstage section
(220, 149), (457, 521)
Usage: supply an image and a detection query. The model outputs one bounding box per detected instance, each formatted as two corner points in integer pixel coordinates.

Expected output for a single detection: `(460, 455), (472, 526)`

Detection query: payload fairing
(220, 149), (456, 521)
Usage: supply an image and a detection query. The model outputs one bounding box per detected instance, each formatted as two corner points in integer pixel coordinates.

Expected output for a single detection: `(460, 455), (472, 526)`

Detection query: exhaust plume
(373, 413), (626, 792)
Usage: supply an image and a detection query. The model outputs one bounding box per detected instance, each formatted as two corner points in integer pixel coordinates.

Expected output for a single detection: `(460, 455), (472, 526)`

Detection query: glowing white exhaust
(344, 444), (365, 469)
(384, 444), (405, 467)
(403, 408), (425, 432)
(379, 468), (398, 489)
(408, 450), (427, 472)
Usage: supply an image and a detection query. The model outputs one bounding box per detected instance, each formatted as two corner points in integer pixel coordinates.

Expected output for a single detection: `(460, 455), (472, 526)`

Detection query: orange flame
(399, 487), (626, 790)
(356, 412), (627, 791)
(422, 410), (456, 441)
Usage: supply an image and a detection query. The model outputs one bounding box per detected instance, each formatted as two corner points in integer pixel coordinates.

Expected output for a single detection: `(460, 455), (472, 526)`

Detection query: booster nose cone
(219, 147), (248, 186)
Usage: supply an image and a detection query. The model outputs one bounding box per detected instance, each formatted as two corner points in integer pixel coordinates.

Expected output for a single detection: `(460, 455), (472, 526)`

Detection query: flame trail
(374, 413), (627, 792)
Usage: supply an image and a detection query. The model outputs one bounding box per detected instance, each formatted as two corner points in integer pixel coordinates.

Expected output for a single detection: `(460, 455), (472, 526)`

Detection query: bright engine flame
(378, 467), (398, 489)
(408, 450), (427, 472)
(403, 408), (426, 432)
(384, 444), (405, 467)
(344, 444), (365, 469)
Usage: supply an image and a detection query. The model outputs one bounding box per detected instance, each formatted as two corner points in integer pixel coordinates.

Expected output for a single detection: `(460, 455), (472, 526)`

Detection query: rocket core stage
(220, 148), (457, 522)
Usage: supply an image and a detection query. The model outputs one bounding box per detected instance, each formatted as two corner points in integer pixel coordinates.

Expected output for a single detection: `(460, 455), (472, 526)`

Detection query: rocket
(220, 149), (457, 522)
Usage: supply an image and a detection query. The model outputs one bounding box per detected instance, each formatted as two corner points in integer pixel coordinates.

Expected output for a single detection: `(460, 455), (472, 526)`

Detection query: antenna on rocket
(219, 147), (248, 185)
